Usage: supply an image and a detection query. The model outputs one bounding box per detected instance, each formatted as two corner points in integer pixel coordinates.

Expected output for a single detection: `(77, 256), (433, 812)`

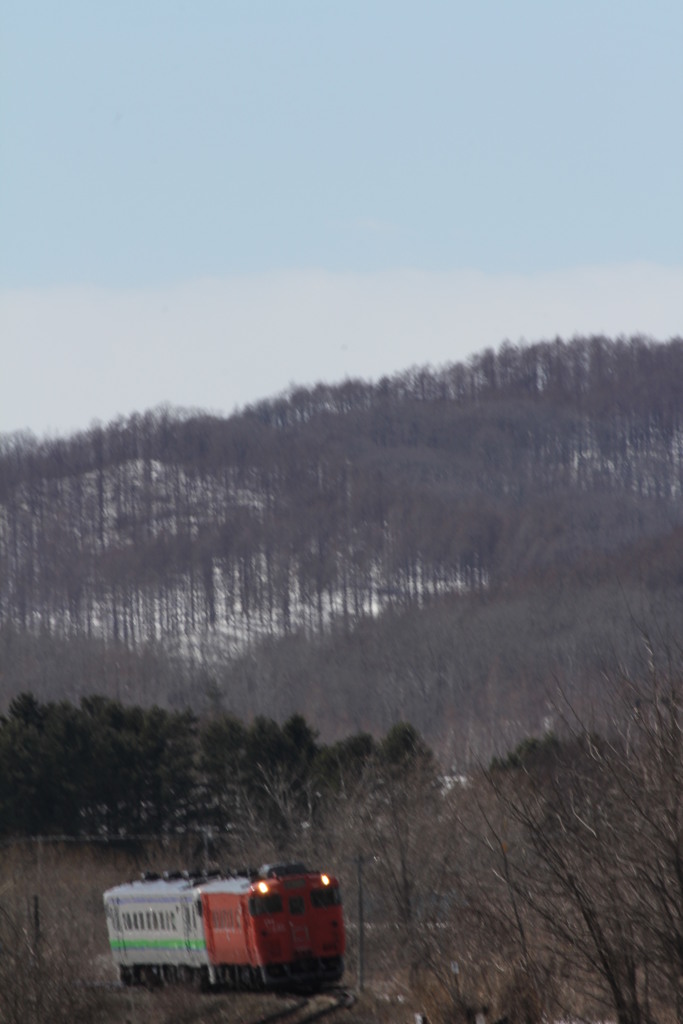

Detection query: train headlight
(321, 874), (330, 886)
(257, 881), (269, 894)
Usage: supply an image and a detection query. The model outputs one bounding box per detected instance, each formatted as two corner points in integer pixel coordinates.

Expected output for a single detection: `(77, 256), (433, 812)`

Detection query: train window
(152, 912), (158, 929)
(196, 899), (203, 917)
(289, 896), (305, 915)
(311, 887), (342, 908)
(146, 912), (152, 929)
(249, 894), (283, 916)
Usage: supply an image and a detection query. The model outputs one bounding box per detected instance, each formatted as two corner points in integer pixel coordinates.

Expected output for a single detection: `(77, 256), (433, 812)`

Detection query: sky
(1, 0), (682, 437)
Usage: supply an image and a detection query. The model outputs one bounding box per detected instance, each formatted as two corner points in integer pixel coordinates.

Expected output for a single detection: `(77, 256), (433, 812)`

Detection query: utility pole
(203, 828), (211, 874)
(357, 854), (365, 993)
(32, 895), (40, 948)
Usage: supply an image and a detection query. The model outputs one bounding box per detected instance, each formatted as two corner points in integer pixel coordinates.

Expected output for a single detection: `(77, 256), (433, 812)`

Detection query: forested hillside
(2, 334), (683, 760)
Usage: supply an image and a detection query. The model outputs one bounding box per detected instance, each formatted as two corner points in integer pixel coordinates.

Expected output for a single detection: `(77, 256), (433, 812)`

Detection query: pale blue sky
(1, 1), (682, 435)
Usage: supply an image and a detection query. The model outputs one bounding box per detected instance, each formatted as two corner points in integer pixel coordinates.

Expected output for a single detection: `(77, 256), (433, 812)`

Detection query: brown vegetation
(1, 336), (683, 1019)
(1, 652), (682, 1022)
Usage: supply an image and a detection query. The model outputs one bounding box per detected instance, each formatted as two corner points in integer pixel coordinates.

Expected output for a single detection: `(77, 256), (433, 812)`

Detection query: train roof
(104, 872), (252, 901)
(103, 863), (336, 903)
(198, 876), (252, 895)
(104, 877), (195, 900)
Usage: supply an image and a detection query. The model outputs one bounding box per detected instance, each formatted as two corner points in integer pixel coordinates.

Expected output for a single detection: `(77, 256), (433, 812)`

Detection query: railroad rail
(248, 988), (355, 1024)
(97, 983), (356, 1024)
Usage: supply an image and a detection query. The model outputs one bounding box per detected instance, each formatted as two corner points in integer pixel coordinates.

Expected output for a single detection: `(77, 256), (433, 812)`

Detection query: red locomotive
(103, 861), (345, 989)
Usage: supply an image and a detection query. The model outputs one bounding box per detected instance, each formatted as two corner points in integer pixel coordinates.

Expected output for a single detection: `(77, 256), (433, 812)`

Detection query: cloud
(2, 263), (682, 437)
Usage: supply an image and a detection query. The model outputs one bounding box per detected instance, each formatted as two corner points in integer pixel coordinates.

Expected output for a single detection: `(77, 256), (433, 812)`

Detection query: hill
(2, 334), (683, 761)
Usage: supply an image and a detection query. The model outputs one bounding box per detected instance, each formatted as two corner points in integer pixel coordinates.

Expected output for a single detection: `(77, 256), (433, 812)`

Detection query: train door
(106, 899), (126, 957)
(287, 894), (311, 954)
(182, 900), (193, 956)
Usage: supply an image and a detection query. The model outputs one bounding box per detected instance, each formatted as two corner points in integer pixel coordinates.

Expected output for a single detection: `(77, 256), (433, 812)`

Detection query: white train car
(103, 873), (209, 986)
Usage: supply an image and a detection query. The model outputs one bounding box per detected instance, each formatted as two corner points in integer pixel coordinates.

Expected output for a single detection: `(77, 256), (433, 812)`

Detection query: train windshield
(249, 893), (283, 916)
(310, 886), (342, 908)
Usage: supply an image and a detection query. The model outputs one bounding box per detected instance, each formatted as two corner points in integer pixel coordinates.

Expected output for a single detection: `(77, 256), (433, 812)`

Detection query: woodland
(0, 666), (682, 1024)
(2, 333), (683, 761)
(2, 334), (683, 1023)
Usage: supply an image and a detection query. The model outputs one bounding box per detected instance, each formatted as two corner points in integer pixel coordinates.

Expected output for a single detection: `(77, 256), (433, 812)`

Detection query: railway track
(249, 988), (355, 1024)
(101, 983), (356, 1024)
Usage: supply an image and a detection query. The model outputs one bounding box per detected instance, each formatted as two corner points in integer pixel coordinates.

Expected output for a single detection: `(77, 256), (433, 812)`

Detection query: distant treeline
(3, 335), (683, 757)
(3, 334), (682, 655)
(0, 693), (428, 839)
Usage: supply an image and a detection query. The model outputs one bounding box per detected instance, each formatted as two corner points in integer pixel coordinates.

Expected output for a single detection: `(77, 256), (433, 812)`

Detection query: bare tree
(481, 651), (683, 1024)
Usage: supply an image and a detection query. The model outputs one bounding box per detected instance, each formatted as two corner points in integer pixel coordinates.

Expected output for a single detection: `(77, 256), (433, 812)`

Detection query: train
(103, 861), (345, 990)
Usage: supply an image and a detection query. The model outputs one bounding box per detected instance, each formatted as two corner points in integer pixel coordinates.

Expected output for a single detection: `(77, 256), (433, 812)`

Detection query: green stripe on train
(109, 939), (206, 951)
